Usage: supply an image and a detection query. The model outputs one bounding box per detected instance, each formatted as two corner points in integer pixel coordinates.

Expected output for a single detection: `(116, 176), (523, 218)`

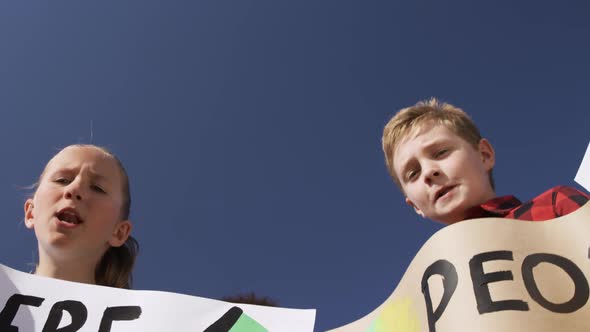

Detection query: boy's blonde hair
(382, 98), (494, 189)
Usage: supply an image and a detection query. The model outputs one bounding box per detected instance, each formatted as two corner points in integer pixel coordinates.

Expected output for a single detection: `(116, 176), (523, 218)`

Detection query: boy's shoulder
(506, 185), (590, 221)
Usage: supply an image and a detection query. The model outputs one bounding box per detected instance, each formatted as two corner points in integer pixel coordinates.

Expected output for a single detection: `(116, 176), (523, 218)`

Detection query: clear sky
(1, 1), (589, 330)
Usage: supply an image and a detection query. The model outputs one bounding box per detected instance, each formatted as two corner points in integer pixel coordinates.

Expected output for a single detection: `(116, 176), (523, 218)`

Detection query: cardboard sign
(575, 141), (590, 191)
(330, 202), (590, 332)
(0, 266), (316, 331)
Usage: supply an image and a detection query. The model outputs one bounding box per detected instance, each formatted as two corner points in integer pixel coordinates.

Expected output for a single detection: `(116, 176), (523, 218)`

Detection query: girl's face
(25, 146), (131, 264)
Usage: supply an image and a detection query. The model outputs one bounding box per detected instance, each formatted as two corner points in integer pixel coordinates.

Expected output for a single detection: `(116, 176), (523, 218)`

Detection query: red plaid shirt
(466, 185), (590, 221)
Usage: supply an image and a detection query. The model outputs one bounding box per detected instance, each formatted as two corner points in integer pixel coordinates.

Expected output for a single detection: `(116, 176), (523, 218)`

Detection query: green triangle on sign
(228, 313), (268, 332)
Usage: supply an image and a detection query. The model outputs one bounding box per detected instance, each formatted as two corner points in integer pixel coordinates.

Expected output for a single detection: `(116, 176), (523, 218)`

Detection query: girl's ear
(24, 199), (35, 229)
(108, 221), (132, 247)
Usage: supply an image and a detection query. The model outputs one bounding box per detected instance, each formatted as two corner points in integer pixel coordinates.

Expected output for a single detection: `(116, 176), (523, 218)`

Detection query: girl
(24, 144), (138, 288)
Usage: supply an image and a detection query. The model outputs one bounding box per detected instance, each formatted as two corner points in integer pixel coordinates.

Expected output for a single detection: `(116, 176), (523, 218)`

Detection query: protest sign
(330, 202), (590, 332)
(575, 140), (590, 191)
(0, 266), (315, 331)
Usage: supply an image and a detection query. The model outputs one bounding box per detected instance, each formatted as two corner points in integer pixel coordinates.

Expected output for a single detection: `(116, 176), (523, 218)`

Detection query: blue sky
(1, 1), (589, 330)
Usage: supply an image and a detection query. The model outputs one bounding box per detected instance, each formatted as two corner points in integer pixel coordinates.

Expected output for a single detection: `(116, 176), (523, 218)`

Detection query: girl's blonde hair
(35, 144), (138, 289)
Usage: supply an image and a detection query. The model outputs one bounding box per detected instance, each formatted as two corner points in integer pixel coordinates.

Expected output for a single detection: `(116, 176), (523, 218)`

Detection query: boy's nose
(424, 169), (441, 185)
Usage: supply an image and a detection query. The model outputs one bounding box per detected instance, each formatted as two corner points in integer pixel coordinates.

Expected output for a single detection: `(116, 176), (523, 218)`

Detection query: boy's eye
(434, 149), (449, 158)
(407, 169), (419, 181)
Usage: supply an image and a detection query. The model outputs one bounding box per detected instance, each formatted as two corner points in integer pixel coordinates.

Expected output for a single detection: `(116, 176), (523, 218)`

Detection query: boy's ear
(405, 197), (425, 218)
(478, 138), (495, 171)
(24, 199), (35, 229)
(108, 220), (132, 247)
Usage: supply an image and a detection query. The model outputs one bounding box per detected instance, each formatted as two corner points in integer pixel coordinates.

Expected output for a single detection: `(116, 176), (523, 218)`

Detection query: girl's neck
(35, 252), (99, 285)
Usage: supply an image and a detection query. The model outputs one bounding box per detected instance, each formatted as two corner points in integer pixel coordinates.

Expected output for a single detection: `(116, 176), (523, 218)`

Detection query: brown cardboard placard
(330, 202), (590, 332)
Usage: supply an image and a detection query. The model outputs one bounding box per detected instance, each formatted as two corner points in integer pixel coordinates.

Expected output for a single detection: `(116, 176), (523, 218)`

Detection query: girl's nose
(64, 182), (83, 200)
(65, 191), (82, 200)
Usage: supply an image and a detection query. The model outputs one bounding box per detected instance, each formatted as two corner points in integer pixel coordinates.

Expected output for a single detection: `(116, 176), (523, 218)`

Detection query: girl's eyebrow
(48, 168), (74, 176)
(49, 167), (107, 181)
(90, 173), (107, 182)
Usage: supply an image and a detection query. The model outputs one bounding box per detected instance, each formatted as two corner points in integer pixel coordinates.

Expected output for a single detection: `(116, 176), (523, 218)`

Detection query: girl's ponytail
(95, 235), (139, 289)
(93, 146), (138, 289)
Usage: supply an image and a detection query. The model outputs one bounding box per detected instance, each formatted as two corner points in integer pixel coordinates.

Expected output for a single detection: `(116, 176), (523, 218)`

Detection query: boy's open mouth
(56, 208), (84, 225)
(435, 185), (456, 202)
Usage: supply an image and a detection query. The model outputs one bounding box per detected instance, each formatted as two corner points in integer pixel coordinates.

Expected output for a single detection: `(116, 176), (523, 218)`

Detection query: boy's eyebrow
(397, 139), (452, 176)
(398, 156), (417, 179)
(421, 137), (451, 150)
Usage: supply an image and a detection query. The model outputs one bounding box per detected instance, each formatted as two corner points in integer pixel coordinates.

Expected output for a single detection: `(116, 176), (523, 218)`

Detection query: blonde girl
(24, 144), (138, 288)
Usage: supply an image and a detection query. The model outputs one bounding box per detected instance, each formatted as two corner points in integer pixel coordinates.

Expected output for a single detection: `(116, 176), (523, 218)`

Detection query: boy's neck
(461, 192), (498, 221)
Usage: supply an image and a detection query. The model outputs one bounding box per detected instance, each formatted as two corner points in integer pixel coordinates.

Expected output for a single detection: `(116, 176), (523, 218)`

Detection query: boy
(382, 98), (589, 224)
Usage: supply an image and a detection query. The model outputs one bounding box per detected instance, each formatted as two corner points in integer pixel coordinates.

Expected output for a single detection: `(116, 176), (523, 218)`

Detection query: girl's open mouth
(55, 208), (84, 225)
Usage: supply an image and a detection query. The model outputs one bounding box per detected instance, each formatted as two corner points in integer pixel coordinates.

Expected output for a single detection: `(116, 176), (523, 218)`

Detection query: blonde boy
(382, 98), (589, 225)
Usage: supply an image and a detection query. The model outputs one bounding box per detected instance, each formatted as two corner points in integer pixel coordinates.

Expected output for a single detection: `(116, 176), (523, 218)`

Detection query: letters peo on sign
(331, 202), (590, 332)
(0, 266), (315, 332)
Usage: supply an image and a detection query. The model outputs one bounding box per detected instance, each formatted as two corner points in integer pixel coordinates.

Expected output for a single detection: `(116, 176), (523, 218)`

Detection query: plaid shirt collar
(464, 186), (589, 221)
(466, 195), (522, 219)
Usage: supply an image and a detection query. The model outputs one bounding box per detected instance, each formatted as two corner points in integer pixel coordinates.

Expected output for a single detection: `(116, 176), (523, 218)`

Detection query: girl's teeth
(58, 212), (79, 224)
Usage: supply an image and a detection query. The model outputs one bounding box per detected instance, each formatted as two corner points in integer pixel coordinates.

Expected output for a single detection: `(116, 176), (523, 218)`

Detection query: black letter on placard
(522, 253), (589, 313)
(204, 306), (243, 332)
(421, 260), (458, 332)
(469, 250), (529, 314)
(41, 300), (87, 332)
(0, 294), (44, 331)
(98, 306), (142, 332)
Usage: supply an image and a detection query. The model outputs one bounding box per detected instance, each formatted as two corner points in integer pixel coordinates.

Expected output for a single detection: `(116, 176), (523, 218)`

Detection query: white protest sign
(330, 202), (590, 332)
(0, 265), (315, 331)
(575, 140), (590, 191)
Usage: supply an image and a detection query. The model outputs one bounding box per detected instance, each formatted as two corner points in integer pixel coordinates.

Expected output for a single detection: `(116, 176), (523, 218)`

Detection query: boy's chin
(429, 209), (466, 225)
(435, 216), (462, 225)
(430, 197), (475, 224)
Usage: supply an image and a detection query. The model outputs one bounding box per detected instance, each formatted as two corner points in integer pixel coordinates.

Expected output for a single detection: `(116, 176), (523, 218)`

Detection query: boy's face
(393, 123), (495, 224)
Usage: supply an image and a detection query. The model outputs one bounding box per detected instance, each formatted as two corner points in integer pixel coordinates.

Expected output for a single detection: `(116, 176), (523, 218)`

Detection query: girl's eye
(54, 178), (71, 185)
(91, 184), (106, 194)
